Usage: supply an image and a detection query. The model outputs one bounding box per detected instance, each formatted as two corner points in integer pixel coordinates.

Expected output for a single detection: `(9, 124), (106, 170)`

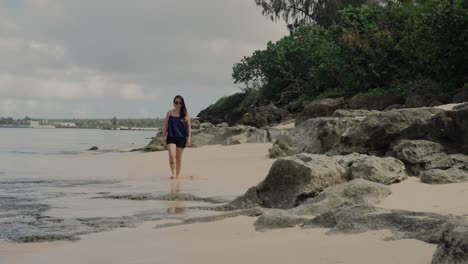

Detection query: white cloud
(0, 0), (287, 118)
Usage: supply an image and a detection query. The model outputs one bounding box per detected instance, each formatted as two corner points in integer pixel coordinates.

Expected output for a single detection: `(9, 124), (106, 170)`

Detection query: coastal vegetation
(211, 0), (467, 112)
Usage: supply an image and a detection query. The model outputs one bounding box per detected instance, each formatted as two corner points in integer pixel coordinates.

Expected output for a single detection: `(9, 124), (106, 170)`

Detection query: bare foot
(169, 175), (176, 180)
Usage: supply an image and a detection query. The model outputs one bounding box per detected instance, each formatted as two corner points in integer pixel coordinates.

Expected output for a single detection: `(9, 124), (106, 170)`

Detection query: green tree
(111, 117), (119, 127)
(254, 0), (373, 27)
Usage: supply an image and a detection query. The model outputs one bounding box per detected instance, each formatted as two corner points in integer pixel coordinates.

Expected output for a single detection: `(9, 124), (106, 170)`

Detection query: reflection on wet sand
(167, 180), (185, 214)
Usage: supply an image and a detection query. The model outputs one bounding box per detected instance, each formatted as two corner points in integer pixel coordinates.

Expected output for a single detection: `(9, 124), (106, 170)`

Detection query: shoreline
(2, 142), (468, 263)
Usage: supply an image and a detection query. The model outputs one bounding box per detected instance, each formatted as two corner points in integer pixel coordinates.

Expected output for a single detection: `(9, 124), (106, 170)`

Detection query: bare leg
(175, 147), (184, 178)
(167, 144), (176, 179)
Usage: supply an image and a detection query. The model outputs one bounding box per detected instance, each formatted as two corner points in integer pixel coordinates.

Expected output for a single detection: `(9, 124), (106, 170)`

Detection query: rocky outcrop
(271, 107), (442, 157)
(227, 153), (406, 210)
(295, 97), (345, 126)
(432, 103), (468, 154)
(303, 205), (458, 243)
(139, 123), (275, 151)
(421, 164), (468, 184)
(197, 104), (289, 128)
(349, 94), (405, 111)
(392, 140), (454, 175)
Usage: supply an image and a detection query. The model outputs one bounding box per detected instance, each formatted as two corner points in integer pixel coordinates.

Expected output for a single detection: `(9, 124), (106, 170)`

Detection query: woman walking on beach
(161, 95), (191, 180)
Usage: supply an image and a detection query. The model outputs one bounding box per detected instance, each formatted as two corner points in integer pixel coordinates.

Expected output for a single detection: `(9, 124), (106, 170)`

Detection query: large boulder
(392, 140), (454, 175)
(432, 103), (468, 154)
(349, 94), (405, 111)
(295, 97), (345, 126)
(256, 154), (348, 209)
(272, 107), (443, 156)
(227, 153), (406, 210)
(421, 164), (468, 184)
(343, 154), (407, 184)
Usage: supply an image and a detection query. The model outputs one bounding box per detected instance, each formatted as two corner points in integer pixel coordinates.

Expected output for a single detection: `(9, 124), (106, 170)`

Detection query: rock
(393, 140), (454, 175)
(191, 119), (200, 129)
(254, 210), (309, 231)
(421, 165), (468, 184)
(254, 154), (348, 209)
(197, 98), (290, 127)
(432, 221), (468, 264)
(272, 107), (442, 156)
(197, 105), (228, 125)
(295, 97), (345, 126)
(349, 94), (405, 111)
(141, 123), (272, 151)
(291, 179), (391, 216)
(451, 87), (468, 103)
(268, 134), (293, 158)
(286, 101), (302, 112)
(304, 205), (453, 243)
(229, 153), (406, 210)
(199, 122), (214, 130)
(88, 146), (99, 151)
(431, 104), (468, 154)
(215, 122), (229, 128)
(384, 104), (404, 110)
(406, 81), (444, 108)
(238, 112), (268, 128)
(333, 109), (377, 117)
(345, 155), (407, 184)
(225, 187), (263, 210)
(268, 144), (288, 158)
(225, 107), (249, 126)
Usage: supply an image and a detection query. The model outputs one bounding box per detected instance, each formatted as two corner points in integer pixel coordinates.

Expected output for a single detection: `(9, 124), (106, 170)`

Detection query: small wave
(53, 150), (83, 155)
(9, 151), (40, 155)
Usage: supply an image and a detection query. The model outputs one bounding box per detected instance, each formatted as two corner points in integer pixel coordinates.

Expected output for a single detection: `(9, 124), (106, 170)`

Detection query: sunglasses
(174, 101), (183, 105)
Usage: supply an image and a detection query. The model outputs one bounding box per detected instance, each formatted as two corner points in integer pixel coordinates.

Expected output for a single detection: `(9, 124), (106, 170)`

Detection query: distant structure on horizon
(55, 122), (77, 128)
(29, 121), (40, 128)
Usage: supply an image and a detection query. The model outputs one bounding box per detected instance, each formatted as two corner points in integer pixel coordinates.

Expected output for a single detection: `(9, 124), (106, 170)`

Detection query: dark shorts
(166, 137), (187, 148)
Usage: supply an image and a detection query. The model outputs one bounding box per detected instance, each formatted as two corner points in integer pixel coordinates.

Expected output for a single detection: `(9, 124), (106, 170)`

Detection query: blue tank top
(167, 111), (188, 138)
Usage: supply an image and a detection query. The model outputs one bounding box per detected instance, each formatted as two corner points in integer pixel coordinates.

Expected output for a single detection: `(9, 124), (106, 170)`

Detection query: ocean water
(0, 128), (218, 243)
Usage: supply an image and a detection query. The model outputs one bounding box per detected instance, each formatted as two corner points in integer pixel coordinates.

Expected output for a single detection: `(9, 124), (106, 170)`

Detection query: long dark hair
(173, 95), (187, 119)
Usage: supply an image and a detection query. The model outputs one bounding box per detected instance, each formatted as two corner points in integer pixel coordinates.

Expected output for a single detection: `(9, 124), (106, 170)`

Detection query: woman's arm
(161, 111), (170, 144)
(186, 113), (192, 145)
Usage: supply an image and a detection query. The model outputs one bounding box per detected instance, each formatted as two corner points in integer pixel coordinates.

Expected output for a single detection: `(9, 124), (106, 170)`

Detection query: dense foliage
(227, 0), (467, 108)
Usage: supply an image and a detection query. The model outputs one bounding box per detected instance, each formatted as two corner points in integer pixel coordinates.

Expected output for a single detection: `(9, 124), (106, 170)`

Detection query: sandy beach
(2, 142), (467, 264)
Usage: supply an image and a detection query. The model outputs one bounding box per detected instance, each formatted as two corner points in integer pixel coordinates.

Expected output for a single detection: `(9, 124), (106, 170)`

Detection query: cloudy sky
(0, 0), (287, 118)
